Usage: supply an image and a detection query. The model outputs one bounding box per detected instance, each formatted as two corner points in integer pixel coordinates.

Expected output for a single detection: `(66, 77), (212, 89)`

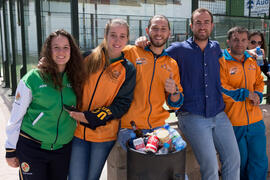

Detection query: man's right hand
(6, 157), (19, 168)
(248, 92), (260, 106)
(135, 36), (151, 48)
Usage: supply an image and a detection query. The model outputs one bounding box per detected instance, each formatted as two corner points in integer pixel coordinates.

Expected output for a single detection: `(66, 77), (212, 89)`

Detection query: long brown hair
(38, 29), (85, 107)
(85, 18), (129, 75)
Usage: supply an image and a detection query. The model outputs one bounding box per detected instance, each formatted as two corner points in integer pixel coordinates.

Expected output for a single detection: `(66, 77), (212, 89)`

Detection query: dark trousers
(16, 135), (72, 180)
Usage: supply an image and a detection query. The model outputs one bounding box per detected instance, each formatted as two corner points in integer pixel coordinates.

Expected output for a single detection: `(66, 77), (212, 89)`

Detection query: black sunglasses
(250, 40), (263, 45)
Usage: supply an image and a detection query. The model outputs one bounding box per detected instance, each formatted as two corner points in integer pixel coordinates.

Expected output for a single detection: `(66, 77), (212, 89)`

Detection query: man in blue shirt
(136, 8), (240, 180)
(166, 8), (240, 180)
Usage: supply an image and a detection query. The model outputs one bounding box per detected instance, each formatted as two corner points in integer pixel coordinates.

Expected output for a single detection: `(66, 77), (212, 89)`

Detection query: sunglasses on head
(251, 40), (263, 45)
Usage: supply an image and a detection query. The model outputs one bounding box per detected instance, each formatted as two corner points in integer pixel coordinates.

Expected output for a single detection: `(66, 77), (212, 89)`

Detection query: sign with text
(244, 0), (269, 17)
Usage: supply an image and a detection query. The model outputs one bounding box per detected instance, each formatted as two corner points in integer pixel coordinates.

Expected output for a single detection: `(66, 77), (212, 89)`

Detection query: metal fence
(78, 13), (188, 51)
(197, 0), (269, 18)
(1, 0), (270, 101)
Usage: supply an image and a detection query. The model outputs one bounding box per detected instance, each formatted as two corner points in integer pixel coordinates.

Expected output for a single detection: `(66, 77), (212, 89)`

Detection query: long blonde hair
(85, 18), (129, 75)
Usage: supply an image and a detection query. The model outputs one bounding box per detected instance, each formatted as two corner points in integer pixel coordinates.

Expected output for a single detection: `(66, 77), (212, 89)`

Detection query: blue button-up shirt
(166, 37), (225, 118)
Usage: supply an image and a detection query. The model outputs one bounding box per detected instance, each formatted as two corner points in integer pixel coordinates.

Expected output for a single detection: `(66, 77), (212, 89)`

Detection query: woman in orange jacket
(67, 19), (136, 180)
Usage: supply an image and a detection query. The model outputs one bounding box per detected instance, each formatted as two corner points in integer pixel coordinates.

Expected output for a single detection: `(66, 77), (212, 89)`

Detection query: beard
(193, 31), (210, 41)
(149, 35), (169, 48)
(230, 47), (246, 56)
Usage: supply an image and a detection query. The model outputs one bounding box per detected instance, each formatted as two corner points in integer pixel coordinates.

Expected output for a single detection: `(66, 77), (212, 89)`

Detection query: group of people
(4, 7), (268, 180)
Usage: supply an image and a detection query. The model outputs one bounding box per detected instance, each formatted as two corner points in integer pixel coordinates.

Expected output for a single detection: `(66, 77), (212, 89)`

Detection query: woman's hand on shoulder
(246, 48), (265, 59)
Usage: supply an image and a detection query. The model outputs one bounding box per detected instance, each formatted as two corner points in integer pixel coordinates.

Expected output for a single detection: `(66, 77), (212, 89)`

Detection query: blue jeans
(233, 120), (268, 180)
(68, 137), (115, 180)
(177, 111), (240, 180)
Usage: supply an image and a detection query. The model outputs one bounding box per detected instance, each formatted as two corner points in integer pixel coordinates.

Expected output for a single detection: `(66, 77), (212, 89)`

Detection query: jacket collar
(223, 48), (252, 62)
(110, 52), (124, 63)
(186, 37), (213, 49)
(144, 45), (168, 57)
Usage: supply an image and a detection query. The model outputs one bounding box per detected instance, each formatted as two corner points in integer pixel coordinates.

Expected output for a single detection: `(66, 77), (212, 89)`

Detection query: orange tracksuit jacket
(74, 53), (136, 142)
(121, 45), (184, 129)
(219, 49), (264, 126)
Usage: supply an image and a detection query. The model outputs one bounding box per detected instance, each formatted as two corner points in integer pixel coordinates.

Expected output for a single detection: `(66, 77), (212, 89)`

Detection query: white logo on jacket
(136, 57), (147, 64)
(39, 84), (47, 88)
(229, 67), (238, 75)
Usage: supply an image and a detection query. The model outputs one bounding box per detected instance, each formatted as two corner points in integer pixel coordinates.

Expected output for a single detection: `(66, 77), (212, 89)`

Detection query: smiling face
(191, 11), (214, 42)
(146, 17), (171, 48)
(51, 35), (71, 72)
(106, 23), (128, 59)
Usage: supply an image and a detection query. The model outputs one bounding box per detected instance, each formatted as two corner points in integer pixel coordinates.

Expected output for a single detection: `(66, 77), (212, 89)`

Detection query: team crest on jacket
(21, 162), (30, 172)
(136, 57), (147, 64)
(248, 64), (256, 70)
(161, 64), (172, 72)
(229, 67), (238, 75)
(15, 92), (21, 101)
(107, 69), (121, 83)
(111, 70), (120, 80)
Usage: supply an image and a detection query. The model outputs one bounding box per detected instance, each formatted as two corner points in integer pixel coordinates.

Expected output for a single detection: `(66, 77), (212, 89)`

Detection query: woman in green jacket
(5, 29), (84, 180)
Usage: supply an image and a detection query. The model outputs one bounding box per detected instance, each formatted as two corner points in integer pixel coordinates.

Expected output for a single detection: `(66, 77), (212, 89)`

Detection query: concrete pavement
(0, 84), (18, 180)
(0, 80), (107, 180)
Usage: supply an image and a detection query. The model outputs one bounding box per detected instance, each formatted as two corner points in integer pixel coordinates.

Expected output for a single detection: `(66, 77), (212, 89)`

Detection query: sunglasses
(250, 40), (263, 45)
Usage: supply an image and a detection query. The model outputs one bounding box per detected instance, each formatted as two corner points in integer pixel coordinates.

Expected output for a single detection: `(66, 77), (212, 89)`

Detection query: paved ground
(0, 80), (107, 180)
(0, 84), (18, 180)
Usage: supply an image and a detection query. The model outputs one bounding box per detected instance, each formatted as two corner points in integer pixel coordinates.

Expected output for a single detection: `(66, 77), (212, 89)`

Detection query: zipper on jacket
(51, 90), (64, 150)
(146, 54), (158, 129)
(242, 62), (250, 128)
(83, 68), (105, 140)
